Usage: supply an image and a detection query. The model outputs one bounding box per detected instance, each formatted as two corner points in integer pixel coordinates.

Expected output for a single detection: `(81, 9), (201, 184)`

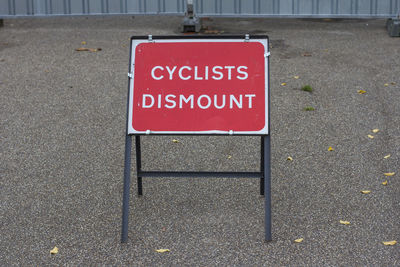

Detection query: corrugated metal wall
(1, 0), (399, 18)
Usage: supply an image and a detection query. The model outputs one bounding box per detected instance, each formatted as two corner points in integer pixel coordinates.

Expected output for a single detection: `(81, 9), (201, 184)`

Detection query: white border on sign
(128, 38), (269, 135)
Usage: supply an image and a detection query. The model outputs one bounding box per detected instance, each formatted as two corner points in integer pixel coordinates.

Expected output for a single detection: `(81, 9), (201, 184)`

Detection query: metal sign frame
(121, 34), (272, 243)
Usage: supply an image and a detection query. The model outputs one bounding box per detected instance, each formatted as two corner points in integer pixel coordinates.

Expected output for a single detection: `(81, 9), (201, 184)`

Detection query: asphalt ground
(1, 16), (399, 266)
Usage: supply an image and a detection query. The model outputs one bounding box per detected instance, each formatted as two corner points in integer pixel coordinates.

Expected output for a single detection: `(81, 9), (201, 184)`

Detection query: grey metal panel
(1, 0), (399, 17)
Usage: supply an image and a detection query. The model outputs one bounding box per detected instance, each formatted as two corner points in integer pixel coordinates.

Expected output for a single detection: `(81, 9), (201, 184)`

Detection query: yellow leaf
(382, 240), (397, 246)
(383, 154), (391, 159)
(294, 76), (300, 79)
(294, 238), (304, 243)
(227, 155), (232, 159)
(384, 172), (395, 176)
(81, 41), (87, 45)
(382, 180), (388, 186)
(340, 220), (351, 225)
(155, 249), (170, 253)
(287, 156), (293, 161)
(357, 90), (366, 94)
(281, 82), (287, 86)
(372, 129), (379, 133)
(172, 139), (179, 143)
(361, 190), (371, 194)
(367, 135), (374, 139)
(50, 246), (58, 254)
(384, 83), (389, 87)
(328, 146), (334, 151)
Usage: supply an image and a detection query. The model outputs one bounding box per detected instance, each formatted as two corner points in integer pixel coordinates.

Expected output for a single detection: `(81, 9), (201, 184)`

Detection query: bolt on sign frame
(121, 34), (271, 243)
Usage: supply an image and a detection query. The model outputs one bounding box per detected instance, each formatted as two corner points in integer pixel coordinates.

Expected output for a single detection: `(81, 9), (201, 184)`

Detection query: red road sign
(128, 36), (269, 135)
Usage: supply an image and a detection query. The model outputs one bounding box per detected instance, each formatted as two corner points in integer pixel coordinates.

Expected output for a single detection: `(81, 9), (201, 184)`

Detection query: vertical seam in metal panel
(49, 0), (53, 14)
(234, 0), (236, 14)
(201, 0), (204, 14)
(277, 0), (280, 14)
(163, 0), (166, 13)
(258, 0), (261, 14)
(369, 0), (373, 15)
(311, 0), (314, 15)
(125, 0), (127, 13)
(253, 0), (256, 14)
(120, 0), (123, 13)
(239, 0), (241, 14)
(355, 0), (358, 14)
(101, 0), (104, 13)
(63, 0), (67, 15)
(374, 0), (378, 15)
(291, 0), (294, 14)
(45, 0), (48, 14)
(82, 0), (85, 14)
(87, 0), (91, 14)
(144, 0), (146, 13)
(316, 0), (319, 14)
(139, 0), (142, 13)
(157, 0), (160, 13)
(350, 0), (353, 14)
(215, 0), (218, 14)
(106, 0), (109, 14)
(336, 0), (339, 14)
(219, 0), (222, 14)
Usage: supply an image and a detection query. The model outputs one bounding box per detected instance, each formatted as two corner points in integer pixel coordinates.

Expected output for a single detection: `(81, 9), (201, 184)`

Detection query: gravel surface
(1, 16), (399, 266)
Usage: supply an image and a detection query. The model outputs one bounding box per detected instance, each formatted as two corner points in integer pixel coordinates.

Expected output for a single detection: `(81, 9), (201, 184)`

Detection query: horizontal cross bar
(138, 171), (262, 178)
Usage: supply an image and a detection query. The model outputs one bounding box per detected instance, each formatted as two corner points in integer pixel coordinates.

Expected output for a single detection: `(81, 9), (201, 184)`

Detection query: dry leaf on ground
(287, 156), (293, 161)
(361, 190), (371, 194)
(294, 238), (304, 243)
(382, 241), (397, 246)
(50, 247), (58, 254)
(367, 135), (374, 139)
(357, 90), (366, 94)
(382, 180), (388, 186)
(384, 83), (389, 86)
(383, 154), (391, 159)
(227, 155), (232, 159)
(328, 146), (334, 151)
(384, 172), (395, 176)
(372, 129), (379, 133)
(172, 139), (179, 143)
(340, 220), (351, 225)
(303, 52), (312, 57)
(155, 249), (170, 253)
(281, 82), (287, 86)
(81, 41), (86, 45)
(294, 76), (300, 79)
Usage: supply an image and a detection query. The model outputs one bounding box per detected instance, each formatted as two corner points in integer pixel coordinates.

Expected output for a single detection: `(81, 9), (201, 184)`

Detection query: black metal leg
(264, 135), (272, 241)
(135, 136), (143, 196)
(121, 134), (132, 243)
(260, 136), (265, 195)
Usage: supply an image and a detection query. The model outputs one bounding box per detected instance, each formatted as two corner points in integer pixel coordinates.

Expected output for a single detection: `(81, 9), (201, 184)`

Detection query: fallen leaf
(357, 90), (366, 94)
(367, 135), (374, 139)
(361, 190), (371, 194)
(89, 48), (102, 52)
(384, 172), (395, 176)
(294, 75), (300, 79)
(155, 249), (170, 253)
(172, 139), (179, 143)
(382, 180), (388, 186)
(340, 220), (351, 225)
(50, 246), (58, 254)
(372, 129), (379, 133)
(383, 154), (391, 159)
(227, 155), (232, 159)
(75, 47), (89, 51)
(328, 146), (334, 151)
(384, 83), (389, 87)
(81, 41), (87, 45)
(281, 82), (287, 86)
(287, 156), (293, 161)
(391, 82), (396, 85)
(294, 238), (304, 243)
(382, 240), (397, 246)
(303, 52), (312, 57)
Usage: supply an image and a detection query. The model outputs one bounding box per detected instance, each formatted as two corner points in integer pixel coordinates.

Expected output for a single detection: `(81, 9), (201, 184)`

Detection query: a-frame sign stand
(121, 35), (271, 243)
